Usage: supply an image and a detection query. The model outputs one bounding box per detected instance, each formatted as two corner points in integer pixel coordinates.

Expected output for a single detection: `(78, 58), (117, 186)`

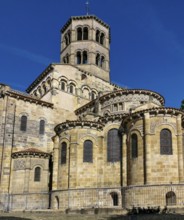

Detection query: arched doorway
(166, 191), (176, 206)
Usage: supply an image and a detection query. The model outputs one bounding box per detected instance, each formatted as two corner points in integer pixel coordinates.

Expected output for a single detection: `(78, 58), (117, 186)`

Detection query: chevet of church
(0, 13), (183, 212)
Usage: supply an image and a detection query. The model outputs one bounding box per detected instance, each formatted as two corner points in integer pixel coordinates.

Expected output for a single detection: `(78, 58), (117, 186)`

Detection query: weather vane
(85, 1), (90, 15)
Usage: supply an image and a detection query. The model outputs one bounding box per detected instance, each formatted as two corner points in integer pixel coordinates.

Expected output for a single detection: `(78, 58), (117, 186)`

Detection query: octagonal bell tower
(60, 15), (110, 82)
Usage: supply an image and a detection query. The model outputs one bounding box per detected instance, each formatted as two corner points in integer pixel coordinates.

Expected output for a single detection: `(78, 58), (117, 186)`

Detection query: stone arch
(96, 29), (100, 43)
(103, 110), (111, 116)
(154, 123), (177, 155)
(46, 77), (52, 89)
(83, 26), (89, 40)
(76, 50), (82, 64)
(76, 26), (83, 40)
(79, 134), (98, 164)
(166, 191), (176, 206)
(151, 121), (177, 135)
(82, 85), (91, 99)
(59, 137), (70, 165)
(108, 189), (121, 207)
(129, 127), (143, 137)
(100, 32), (105, 45)
(59, 77), (68, 91)
(68, 80), (77, 94)
(41, 82), (47, 94)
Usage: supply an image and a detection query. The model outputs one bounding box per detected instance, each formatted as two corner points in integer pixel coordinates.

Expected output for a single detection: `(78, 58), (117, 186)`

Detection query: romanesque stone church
(0, 13), (183, 211)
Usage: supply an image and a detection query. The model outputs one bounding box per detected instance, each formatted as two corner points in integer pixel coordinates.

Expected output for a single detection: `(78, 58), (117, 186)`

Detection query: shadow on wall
(108, 214), (184, 220)
(0, 217), (32, 220)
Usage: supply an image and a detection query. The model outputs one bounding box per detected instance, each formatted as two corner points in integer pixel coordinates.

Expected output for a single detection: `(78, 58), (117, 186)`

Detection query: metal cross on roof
(86, 1), (90, 15)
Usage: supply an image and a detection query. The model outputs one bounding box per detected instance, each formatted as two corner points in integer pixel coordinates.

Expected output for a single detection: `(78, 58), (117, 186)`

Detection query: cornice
(55, 120), (104, 134)
(61, 15), (110, 33)
(6, 89), (53, 108)
(26, 64), (54, 93)
(98, 113), (128, 124)
(100, 89), (165, 105)
(122, 107), (184, 125)
(12, 148), (50, 159)
(75, 89), (164, 115)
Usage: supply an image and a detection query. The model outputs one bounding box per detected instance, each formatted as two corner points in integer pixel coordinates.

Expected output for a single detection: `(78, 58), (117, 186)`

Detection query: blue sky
(0, 0), (184, 108)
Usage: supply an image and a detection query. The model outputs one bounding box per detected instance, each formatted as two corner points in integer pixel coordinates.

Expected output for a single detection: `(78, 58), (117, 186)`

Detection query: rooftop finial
(85, 1), (90, 15)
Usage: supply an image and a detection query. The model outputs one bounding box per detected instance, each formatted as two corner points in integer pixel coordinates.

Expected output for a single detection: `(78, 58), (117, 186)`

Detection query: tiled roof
(12, 148), (50, 158)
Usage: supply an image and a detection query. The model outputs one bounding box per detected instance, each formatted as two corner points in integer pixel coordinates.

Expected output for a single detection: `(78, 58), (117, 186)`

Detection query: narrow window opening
(61, 142), (67, 164)
(100, 33), (105, 45)
(39, 120), (45, 135)
(160, 129), (172, 155)
(100, 56), (105, 68)
(96, 30), (100, 42)
(83, 140), (93, 163)
(131, 133), (138, 158)
(65, 35), (68, 46)
(91, 92), (96, 100)
(77, 28), (82, 40)
(107, 129), (121, 162)
(43, 84), (47, 94)
(76, 51), (81, 64)
(61, 81), (66, 91)
(34, 167), (41, 182)
(68, 31), (71, 44)
(69, 84), (74, 94)
(96, 54), (100, 66)
(83, 51), (88, 64)
(20, 115), (27, 132)
(83, 27), (88, 40)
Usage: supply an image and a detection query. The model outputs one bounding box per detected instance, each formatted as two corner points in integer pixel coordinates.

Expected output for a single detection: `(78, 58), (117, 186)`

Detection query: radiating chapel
(0, 13), (184, 211)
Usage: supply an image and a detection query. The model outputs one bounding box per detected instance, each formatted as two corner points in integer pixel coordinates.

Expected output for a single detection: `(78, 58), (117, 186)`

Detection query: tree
(180, 100), (184, 110)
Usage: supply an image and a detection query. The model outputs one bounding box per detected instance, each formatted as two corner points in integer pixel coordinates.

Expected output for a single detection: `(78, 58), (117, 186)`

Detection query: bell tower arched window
(91, 91), (97, 100)
(77, 27), (82, 40)
(76, 51), (82, 64)
(96, 30), (100, 42)
(160, 129), (172, 155)
(83, 51), (88, 64)
(131, 133), (138, 158)
(100, 33), (105, 45)
(100, 56), (105, 68)
(61, 80), (66, 91)
(96, 53), (100, 66)
(83, 27), (88, 40)
(107, 129), (121, 162)
(68, 30), (71, 44)
(69, 83), (75, 94)
(65, 34), (69, 46)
